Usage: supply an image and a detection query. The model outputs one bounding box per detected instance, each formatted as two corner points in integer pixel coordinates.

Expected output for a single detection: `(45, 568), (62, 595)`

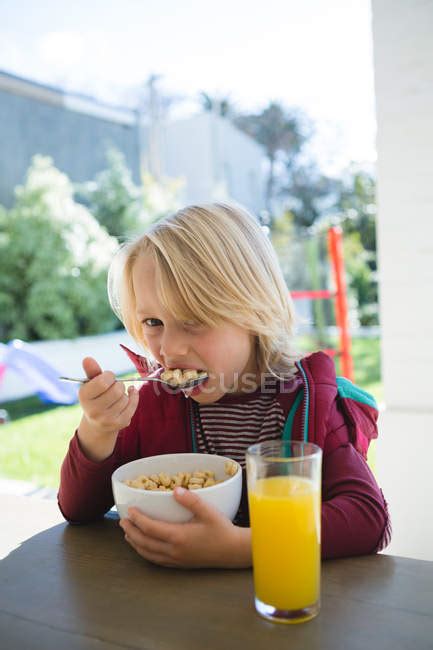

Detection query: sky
(0, 0), (376, 176)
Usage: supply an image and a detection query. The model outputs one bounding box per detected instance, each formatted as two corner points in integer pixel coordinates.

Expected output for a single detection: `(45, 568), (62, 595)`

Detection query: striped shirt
(192, 382), (287, 469)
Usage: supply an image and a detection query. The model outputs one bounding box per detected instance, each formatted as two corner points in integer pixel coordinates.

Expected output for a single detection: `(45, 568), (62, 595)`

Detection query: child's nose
(159, 326), (189, 359)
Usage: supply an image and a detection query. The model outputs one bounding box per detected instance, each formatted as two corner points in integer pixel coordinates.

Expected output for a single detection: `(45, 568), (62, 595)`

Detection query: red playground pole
(327, 227), (354, 382)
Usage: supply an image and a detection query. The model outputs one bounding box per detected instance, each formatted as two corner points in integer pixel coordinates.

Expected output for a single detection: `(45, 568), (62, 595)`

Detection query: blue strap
(281, 388), (304, 442)
(281, 369), (377, 447)
(336, 376), (377, 409)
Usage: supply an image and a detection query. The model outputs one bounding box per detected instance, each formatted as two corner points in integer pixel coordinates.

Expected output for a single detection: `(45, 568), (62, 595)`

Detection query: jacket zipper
(188, 400), (197, 452)
(296, 359), (310, 442)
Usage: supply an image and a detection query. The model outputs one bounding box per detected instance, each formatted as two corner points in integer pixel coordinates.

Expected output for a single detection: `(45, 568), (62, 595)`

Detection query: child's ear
(119, 343), (159, 377)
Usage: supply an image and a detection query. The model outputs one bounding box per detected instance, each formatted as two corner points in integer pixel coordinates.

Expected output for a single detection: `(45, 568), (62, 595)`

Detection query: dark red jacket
(58, 351), (391, 559)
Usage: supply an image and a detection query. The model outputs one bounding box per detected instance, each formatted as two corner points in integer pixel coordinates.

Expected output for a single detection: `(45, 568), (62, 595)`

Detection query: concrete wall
(0, 71), (141, 208)
(0, 71), (266, 215)
(372, 0), (433, 560)
(161, 112), (266, 214)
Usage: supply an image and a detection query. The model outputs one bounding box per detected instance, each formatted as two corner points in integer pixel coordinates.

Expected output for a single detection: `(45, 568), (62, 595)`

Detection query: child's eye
(143, 318), (162, 327)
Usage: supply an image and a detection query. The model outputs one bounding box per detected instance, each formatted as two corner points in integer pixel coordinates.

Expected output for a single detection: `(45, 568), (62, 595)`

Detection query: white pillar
(372, 0), (433, 560)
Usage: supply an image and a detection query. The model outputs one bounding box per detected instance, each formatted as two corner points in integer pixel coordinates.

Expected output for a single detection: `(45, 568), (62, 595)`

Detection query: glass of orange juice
(246, 440), (322, 624)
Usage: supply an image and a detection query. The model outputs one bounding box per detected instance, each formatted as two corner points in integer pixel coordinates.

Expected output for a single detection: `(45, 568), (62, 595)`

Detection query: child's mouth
(160, 367), (207, 387)
(160, 367), (209, 395)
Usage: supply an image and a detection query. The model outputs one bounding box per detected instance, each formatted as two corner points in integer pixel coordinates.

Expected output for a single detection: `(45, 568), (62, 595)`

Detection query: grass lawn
(0, 337), (382, 488)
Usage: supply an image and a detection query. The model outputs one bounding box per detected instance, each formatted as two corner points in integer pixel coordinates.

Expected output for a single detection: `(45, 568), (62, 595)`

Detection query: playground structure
(290, 226), (354, 382)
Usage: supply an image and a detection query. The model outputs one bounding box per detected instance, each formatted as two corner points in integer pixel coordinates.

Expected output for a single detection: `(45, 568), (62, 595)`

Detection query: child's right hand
(77, 357), (139, 462)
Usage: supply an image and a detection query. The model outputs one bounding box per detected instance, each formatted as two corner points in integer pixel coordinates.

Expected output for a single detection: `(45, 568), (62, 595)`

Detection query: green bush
(343, 231), (378, 326)
(339, 169), (379, 326)
(0, 156), (119, 341)
(76, 148), (185, 238)
(76, 148), (142, 238)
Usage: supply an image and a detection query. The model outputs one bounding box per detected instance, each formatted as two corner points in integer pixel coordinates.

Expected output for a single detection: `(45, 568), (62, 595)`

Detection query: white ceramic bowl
(111, 453), (242, 523)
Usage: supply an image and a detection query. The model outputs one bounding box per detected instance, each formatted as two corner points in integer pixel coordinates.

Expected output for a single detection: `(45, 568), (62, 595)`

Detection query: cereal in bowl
(124, 461), (238, 492)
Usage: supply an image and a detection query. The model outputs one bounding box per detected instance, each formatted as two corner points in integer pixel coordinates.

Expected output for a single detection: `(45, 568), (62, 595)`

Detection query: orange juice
(249, 476), (320, 611)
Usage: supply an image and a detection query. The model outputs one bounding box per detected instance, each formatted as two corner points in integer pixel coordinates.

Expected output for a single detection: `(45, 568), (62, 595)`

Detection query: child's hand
(77, 357), (139, 462)
(119, 488), (252, 569)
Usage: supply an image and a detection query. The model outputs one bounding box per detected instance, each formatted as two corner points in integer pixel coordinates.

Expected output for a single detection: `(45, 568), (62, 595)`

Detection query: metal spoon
(59, 374), (209, 390)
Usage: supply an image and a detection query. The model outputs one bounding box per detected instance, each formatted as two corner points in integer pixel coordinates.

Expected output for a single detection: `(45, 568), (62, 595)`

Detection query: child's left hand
(119, 487), (251, 569)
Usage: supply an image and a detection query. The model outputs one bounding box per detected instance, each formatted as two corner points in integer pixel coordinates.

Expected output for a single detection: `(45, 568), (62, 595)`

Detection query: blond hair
(108, 202), (300, 380)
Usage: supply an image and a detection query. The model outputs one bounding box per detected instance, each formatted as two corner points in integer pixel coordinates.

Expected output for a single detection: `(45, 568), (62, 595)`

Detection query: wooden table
(1, 494), (432, 650)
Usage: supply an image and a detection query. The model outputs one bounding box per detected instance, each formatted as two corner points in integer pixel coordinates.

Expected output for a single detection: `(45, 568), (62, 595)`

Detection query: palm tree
(198, 92), (235, 118)
(234, 102), (306, 212)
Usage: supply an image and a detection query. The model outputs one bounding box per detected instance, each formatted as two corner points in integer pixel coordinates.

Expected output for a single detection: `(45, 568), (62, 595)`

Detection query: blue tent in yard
(0, 340), (79, 405)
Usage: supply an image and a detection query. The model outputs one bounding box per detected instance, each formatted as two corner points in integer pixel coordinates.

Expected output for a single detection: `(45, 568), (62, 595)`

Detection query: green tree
(234, 102), (308, 213)
(0, 156), (118, 342)
(280, 163), (339, 230)
(199, 91), (236, 118)
(337, 168), (378, 325)
(337, 168), (377, 258)
(77, 148), (142, 238)
(269, 210), (312, 291)
(342, 230), (378, 326)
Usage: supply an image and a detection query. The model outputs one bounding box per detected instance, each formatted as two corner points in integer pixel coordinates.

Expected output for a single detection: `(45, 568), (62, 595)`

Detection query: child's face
(132, 255), (259, 404)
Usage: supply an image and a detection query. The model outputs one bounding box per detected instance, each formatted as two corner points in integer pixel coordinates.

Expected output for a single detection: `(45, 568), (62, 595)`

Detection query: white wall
(0, 331), (137, 402)
(372, 0), (433, 560)
(161, 112), (266, 214)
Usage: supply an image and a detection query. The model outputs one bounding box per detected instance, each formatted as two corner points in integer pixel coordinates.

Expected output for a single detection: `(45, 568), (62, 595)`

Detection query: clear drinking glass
(246, 440), (322, 624)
